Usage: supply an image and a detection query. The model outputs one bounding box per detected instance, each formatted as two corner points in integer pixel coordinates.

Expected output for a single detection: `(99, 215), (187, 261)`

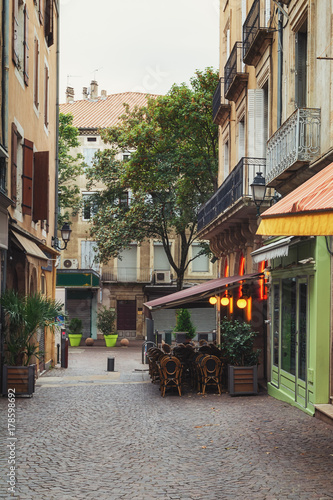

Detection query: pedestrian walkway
(1, 344), (333, 500)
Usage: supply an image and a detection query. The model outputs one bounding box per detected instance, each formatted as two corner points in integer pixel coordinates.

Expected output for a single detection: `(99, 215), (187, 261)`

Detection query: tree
(58, 113), (85, 228)
(86, 68), (219, 290)
(173, 309), (196, 340)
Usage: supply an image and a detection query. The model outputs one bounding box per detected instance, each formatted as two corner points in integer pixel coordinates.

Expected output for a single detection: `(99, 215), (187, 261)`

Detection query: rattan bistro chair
(200, 355), (223, 395)
(157, 355), (183, 397)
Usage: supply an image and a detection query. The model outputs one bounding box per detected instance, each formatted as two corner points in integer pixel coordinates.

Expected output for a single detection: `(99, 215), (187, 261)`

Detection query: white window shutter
(265, 0), (271, 27)
(238, 120), (245, 160)
(118, 245), (137, 281)
(81, 241), (99, 271)
(247, 88), (265, 159)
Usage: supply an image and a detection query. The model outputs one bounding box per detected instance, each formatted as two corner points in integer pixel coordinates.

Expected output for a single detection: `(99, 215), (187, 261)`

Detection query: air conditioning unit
(154, 270), (171, 284)
(62, 258), (79, 269)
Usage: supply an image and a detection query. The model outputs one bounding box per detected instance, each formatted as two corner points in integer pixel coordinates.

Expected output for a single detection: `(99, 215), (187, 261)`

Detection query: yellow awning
(257, 212), (333, 236)
(11, 231), (48, 261)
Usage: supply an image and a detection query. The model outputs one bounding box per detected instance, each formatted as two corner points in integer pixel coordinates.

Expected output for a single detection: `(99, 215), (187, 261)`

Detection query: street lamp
(250, 172), (267, 217)
(51, 222), (72, 251)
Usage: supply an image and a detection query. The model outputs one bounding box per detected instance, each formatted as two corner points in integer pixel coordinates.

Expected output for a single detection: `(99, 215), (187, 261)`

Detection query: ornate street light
(51, 223), (72, 251)
(250, 172), (267, 217)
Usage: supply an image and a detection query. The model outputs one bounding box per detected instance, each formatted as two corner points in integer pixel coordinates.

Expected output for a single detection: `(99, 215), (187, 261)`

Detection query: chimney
(101, 90), (107, 99)
(66, 86), (74, 103)
(90, 80), (98, 99)
(82, 87), (89, 99)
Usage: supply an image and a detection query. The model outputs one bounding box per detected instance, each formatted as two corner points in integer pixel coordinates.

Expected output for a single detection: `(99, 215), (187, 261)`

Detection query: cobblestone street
(1, 344), (333, 500)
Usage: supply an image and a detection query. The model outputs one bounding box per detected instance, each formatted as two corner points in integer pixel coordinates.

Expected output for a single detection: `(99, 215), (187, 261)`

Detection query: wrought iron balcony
(266, 108), (321, 189)
(101, 267), (152, 283)
(197, 157), (266, 231)
(212, 78), (231, 125)
(224, 42), (249, 102)
(0, 156), (7, 194)
(243, 0), (274, 66)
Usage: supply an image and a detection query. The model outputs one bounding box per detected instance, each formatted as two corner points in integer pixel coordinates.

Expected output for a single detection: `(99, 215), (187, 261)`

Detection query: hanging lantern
(237, 297), (247, 309)
(209, 296), (218, 305)
(221, 296), (230, 306)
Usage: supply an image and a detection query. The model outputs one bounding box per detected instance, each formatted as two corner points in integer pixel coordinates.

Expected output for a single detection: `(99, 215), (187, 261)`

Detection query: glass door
(295, 281), (308, 406)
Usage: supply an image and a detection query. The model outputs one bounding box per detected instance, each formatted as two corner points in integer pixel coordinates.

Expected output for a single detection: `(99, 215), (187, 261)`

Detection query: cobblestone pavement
(1, 345), (333, 500)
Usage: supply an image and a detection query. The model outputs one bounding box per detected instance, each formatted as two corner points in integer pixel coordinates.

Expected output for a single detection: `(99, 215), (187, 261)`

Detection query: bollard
(57, 343), (60, 364)
(107, 357), (115, 372)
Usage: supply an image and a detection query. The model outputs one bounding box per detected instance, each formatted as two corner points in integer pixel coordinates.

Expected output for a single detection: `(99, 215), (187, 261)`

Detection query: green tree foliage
(58, 113), (85, 228)
(86, 68), (219, 290)
(173, 308), (196, 340)
(219, 318), (260, 366)
(97, 306), (117, 336)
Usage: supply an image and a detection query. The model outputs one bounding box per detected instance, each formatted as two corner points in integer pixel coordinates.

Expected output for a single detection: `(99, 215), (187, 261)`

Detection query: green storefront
(267, 237), (330, 415)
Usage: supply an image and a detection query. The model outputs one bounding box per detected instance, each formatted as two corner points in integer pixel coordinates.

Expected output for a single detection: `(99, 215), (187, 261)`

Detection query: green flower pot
(104, 334), (118, 347)
(68, 334), (82, 347)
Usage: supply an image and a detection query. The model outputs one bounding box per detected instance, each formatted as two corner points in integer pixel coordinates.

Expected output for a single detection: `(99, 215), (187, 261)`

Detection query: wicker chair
(157, 355), (183, 397)
(199, 355), (223, 395)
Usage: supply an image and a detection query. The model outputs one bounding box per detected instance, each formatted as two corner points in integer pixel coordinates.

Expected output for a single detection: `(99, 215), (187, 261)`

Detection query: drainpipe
(2, 0), (9, 148)
(277, 9), (283, 128)
(54, 1), (60, 240)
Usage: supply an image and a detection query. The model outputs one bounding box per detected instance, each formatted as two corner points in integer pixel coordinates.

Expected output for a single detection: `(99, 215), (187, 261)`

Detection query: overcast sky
(59, 0), (219, 103)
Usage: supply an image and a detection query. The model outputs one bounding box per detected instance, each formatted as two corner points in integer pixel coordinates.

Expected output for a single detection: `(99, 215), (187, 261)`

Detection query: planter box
(68, 334), (82, 347)
(104, 334), (118, 347)
(228, 365), (258, 396)
(2, 365), (36, 397)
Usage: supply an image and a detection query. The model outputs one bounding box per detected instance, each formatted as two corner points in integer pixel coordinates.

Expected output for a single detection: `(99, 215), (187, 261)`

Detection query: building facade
(198, 0), (333, 414)
(0, 0), (60, 376)
(58, 84), (217, 340)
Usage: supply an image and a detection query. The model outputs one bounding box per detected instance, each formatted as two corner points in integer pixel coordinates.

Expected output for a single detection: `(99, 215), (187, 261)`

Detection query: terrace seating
(199, 355), (223, 395)
(157, 355), (183, 397)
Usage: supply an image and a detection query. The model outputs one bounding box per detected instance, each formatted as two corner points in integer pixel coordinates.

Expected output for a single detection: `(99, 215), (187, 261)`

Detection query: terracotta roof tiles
(59, 92), (159, 129)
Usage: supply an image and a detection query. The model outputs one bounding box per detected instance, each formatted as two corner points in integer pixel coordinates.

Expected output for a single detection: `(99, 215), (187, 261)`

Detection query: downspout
(277, 8), (283, 128)
(2, 0), (9, 149)
(54, 0), (60, 240)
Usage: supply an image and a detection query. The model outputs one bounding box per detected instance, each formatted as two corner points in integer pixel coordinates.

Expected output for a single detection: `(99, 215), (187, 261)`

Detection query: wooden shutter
(295, 31), (307, 108)
(12, 0), (19, 66)
(39, 0), (44, 25)
(22, 139), (34, 216)
(23, 5), (29, 86)
(34, 37), (39, 107)
(44, 65), (49, 127)
(44, 0), (54, 47)
(247, 88), (265, 159)
(33, 151), (49, 222)
(11, 123), (18, 206)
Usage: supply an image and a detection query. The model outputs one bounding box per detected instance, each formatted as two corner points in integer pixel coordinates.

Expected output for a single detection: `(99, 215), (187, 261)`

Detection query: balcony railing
(101, 267), (152, 283)
(266, 108), (321, 187)
(197, 157), (266, 231)
(212, 78), (231, 125)
(0, 157), (6, 194)
(243, 0), (273, 66)
(224, 42), (248, 102)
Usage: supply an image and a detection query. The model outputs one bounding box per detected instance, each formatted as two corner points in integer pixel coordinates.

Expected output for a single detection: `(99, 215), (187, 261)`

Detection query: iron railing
(243, 0), (260, 60)
(224, 42), (244, 97)
(197, 157), (266, 231)
(102, 268), (152, 283)
(266, 108), (321, 184)
(212, 78), (228, 121)
(0, 156), (7, 194)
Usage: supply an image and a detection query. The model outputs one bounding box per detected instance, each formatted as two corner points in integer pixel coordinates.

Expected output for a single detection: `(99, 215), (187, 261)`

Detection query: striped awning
(257, 163), (333, 236)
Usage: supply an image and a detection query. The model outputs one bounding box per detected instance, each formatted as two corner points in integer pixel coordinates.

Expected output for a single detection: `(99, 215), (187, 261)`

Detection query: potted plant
(220, 318), (260, 396)
(67, 317), (83, 347)
(173, 308), (196, 342)
(97, 306), (118, 347)
(1, 290), (64, 396)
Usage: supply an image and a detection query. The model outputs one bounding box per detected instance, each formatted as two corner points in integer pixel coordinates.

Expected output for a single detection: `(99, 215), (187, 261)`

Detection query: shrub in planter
(97, 307), (118, 347)
(173, 308), (196, 340)
(68, 317), (83, 347)
(220, 318), (260, 396)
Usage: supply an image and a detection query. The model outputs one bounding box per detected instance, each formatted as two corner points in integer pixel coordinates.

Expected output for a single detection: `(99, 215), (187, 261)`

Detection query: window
(12, 0), (29, 85)
(81, 240), (99, 271)
(224, 141), (229, 180)
(248, 88), (266, 163)
(83, 148), (99, 168)
(87, 137), (97, 142)
(22, 138), (33, 215)
(33, 151), (49, 223)
(295, 21), (307, 108)
(154, 242), (170, 271)
(191, 243), (209, 273)
(34, 36), (39, 109)
(118, 245), (137, 281)
(82, 193), (97, 221)
(11, 123), (19, 206)
(123, 153), (131, 162)
(44, 63), (49, 128)
(238, 119), (245, 160)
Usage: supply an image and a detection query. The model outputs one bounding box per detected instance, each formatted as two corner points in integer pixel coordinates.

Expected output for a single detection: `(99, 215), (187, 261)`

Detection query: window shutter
(44, 65), (49, 127)
(295, 31), (307, 108)
(39, 0), (44, 25)
(22, 139), (34, 216)
(247, 88), (265, 160)
(11, 123), (18, 206)
(23, 5), (29, 86)
(34, 37), (39, 107)
(33, 151), (49, 222)
(154, 244), (170, 271)
(44, 0), (54, 47)
(12, 0), (19, 66)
